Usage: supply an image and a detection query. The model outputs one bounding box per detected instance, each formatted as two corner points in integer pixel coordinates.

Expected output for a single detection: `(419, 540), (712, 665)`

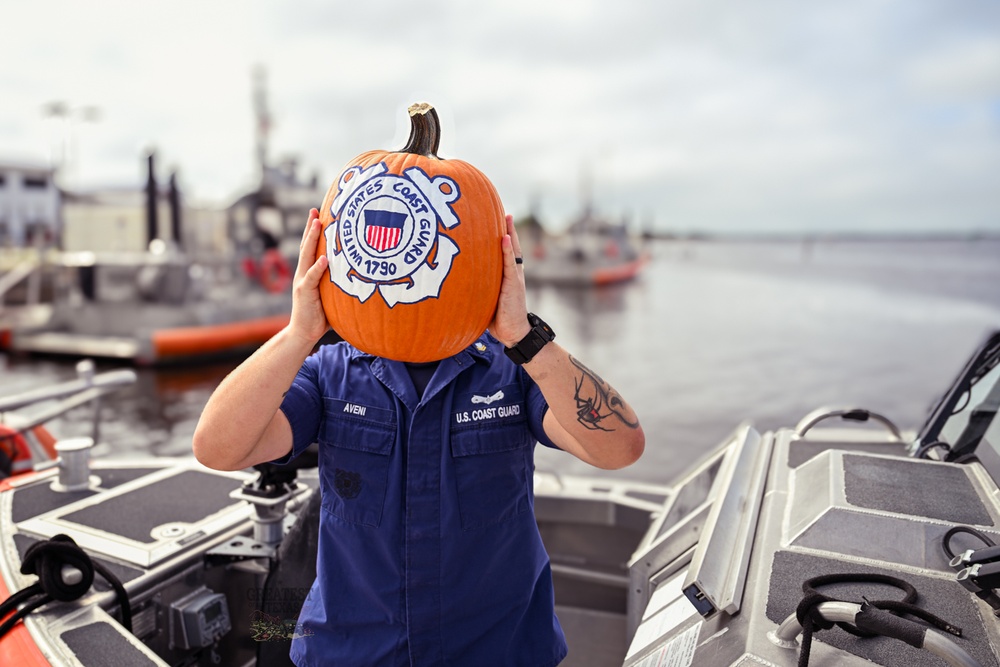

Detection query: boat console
(1, 457), (313, 667)
(623, 330), (1000, 667)
(3, 330), (1000, 667)
(0, 362), (317, 666)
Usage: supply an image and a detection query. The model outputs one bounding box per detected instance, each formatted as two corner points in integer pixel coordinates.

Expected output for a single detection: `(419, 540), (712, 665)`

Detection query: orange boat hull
(150, 314), (290, 361)
(0, 476), (49, 666)
(592, 254), (649, 286)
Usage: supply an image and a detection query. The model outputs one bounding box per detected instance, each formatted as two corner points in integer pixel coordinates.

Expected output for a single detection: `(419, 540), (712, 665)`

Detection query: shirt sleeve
(271, 353), (323, 465)
(523, 369), (561, 450)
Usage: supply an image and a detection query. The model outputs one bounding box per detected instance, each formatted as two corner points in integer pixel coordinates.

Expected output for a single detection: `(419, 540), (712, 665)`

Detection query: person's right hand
(289, 207), (331, 345)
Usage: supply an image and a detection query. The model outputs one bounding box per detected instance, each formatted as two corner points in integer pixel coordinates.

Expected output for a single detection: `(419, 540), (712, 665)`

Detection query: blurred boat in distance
(517, 207), (649, 288)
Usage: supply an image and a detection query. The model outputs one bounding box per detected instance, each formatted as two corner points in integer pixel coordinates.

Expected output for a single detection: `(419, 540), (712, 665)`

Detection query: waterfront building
(0, 161), (60, 248)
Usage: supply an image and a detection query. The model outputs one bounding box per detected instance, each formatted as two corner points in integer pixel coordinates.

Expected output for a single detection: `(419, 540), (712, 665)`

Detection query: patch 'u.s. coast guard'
(324, 162), (461, 307)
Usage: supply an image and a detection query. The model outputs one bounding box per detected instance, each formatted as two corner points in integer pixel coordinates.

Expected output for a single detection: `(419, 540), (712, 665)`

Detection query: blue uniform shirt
(275, 333), (569, 666)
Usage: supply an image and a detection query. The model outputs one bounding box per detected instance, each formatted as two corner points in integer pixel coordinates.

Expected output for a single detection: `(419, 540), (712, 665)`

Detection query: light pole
(42, 101), (101, 190)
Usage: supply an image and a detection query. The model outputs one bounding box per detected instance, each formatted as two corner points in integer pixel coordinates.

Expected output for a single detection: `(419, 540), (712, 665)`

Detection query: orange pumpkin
(317, 103), (505, 362)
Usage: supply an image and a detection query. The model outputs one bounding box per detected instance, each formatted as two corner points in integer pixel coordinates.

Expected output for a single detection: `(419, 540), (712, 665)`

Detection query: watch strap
(503, 313), (555, 365)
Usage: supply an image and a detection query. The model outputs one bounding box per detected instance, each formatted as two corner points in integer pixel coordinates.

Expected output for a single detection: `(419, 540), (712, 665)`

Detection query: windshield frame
(914, 329), (1000, 461)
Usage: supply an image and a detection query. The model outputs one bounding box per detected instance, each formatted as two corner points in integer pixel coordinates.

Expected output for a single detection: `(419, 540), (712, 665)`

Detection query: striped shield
(364, 209), (407, 253)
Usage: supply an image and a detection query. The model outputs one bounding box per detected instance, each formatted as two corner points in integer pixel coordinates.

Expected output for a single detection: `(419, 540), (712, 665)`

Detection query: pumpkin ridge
(317, 104), (504, 362)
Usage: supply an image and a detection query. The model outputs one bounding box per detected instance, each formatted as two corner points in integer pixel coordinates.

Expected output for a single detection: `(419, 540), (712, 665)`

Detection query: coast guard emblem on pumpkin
(324, 162), (461, 307)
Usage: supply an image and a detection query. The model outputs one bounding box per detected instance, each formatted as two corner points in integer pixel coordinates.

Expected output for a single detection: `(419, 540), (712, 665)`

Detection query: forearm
(523, 342), (644, 469)
(192, 326), (315, 470)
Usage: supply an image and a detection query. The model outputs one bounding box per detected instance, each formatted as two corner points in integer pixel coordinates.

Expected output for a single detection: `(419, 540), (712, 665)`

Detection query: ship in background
(0, 68), (326, 365)
(517, 204), (649, 288)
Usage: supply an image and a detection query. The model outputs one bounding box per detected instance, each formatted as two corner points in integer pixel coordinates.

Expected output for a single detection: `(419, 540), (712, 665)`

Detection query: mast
(145, 152), (158, 247)
(252, 65), (271, 192)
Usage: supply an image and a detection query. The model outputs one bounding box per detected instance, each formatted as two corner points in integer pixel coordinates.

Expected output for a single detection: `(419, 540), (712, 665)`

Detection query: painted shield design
(363, 209), (406, 253)
(325, 162), (464, 308)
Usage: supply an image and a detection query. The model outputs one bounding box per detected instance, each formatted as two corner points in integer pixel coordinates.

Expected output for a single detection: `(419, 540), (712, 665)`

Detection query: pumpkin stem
(399, 103), (441, 158)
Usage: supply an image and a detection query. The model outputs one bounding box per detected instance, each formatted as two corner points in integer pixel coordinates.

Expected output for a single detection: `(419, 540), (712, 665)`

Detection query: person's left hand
(487, 214), (532, 348)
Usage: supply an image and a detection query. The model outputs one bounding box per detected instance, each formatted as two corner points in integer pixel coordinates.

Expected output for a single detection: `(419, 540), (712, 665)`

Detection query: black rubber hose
(942, 525), (996, 560)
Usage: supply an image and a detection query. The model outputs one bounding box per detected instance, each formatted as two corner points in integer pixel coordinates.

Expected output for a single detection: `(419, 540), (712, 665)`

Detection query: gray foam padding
(11, 467), (160, 524)
(765, 550), (998, 667)
(60, 622), (158, 666)
(843, 454), (993, 526)
(61, 470), (243, 543)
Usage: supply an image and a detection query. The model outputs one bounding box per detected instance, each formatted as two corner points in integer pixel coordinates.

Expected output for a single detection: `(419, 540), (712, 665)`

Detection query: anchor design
(324, 162), (462, 307)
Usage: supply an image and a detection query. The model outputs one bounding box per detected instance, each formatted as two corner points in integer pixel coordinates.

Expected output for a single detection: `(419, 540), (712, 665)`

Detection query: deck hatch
(843, 454), (993, 526)
(16, 466), (251, 568)
(60, 470), (242, 543)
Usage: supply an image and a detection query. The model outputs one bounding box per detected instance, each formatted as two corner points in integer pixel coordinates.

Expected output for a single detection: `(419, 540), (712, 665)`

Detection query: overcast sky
(2, 0), (999, 233)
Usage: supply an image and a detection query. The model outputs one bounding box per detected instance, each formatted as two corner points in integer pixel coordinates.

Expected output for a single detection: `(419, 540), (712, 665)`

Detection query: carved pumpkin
(317, 103), (505, 362)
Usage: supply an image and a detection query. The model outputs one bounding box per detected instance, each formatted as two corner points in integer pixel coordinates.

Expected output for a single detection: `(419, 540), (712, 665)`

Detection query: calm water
(3, 238), (999, 485)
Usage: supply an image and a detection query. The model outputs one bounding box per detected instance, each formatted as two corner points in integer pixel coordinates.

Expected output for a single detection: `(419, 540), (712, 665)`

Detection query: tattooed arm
(488, 215), (644, 470)
(523, 343), (644, 469)
(568, 356), (640, 433)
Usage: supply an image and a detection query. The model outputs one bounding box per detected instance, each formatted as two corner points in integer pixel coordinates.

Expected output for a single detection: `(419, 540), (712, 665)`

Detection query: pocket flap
(451, 426), (530, 457)
(323, 398), (395, 455)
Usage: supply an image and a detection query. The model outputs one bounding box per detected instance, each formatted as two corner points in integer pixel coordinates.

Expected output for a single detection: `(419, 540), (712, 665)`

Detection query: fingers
(304, 253), (329, 286)
(500, 233), (518, 276)
(300, 208), (318, 246)
(296, 208), (322, 279)
(505, 214), (524, 262)
(493, 226), (530, 346)
(499, 215), (524, 281)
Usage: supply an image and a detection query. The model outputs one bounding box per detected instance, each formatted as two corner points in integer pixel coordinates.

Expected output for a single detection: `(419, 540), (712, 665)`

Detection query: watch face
(504, 314), (553, 365)
(526, 313), (552, 339)
(528, 314), (554, 342)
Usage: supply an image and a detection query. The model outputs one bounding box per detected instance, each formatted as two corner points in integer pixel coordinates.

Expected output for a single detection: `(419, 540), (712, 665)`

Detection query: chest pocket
(320, 398), (396, 527)
(450, 385), (532, 530)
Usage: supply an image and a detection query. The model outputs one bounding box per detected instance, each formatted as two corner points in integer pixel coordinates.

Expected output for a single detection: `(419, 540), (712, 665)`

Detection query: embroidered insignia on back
(325, 161), (462, 308)
(334, 468), (362, 500)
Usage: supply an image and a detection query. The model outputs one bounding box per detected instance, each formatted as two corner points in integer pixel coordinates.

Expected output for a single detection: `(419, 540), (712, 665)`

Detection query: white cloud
(905, 39), (1000, 99)
(1, 0), (998, 232)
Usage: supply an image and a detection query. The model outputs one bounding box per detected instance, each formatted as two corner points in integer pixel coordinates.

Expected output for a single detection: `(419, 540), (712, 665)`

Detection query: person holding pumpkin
(193, 105), (643, 667)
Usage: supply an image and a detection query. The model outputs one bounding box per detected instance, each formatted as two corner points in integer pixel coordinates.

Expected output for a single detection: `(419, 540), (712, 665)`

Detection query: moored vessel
(1, 329), (999, 665)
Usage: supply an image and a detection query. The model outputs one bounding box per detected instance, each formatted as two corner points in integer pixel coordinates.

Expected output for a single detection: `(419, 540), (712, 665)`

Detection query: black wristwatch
(503, 313), (555, 365)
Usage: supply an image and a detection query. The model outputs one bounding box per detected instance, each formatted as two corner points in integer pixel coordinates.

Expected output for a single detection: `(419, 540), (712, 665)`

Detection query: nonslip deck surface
(786, 440), (908, 469)
(765, 550), (997, 667)
(59, 470), (244, 543)
(10, 468), (161, 524)
(60, 622), (158, 667)
(842, 454), (993, 526)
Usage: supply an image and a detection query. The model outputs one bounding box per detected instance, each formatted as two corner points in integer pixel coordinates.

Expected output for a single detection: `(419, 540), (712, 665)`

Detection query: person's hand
(487, 214), (532, 348)
(288, 208), (331, 345)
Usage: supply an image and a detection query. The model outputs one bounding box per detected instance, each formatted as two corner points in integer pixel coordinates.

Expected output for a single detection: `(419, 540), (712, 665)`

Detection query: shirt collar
(344, 333), (495, 366)
(360, 333), (494, 411)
